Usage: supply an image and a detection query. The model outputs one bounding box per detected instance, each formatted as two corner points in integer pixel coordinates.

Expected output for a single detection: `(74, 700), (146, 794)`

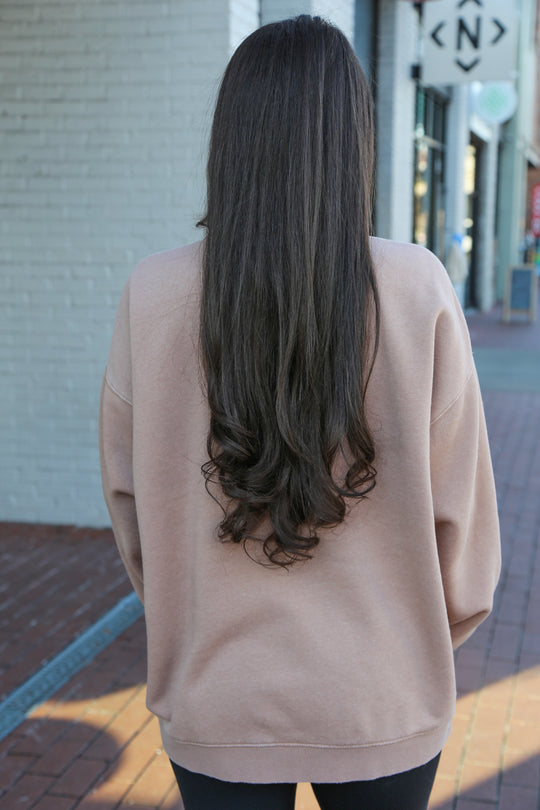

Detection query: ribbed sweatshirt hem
(159, 719), (453, 784)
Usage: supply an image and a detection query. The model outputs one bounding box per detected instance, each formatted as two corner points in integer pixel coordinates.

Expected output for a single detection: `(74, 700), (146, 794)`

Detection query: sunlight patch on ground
(20, 666), (540, 809)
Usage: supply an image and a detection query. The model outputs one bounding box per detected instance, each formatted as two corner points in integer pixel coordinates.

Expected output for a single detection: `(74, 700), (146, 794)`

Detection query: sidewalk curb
(0, 591), (143, 742)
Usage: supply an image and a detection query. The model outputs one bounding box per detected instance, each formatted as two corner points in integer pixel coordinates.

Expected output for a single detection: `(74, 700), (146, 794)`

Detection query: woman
(99, 16), (500, 810)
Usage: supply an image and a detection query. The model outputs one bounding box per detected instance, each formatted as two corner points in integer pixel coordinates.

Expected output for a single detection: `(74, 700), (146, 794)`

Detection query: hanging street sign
(422, 0), (518, 85)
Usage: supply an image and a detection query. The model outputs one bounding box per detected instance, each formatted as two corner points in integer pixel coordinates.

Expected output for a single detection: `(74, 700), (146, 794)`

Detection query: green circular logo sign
(475, 82), (517, 125)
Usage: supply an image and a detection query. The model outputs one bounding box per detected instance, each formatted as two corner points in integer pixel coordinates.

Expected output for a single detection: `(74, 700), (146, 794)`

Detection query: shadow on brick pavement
(0, 300), (539, 809)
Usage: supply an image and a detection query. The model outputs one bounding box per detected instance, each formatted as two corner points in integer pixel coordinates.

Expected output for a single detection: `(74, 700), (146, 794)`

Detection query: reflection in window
(413, 88), (447, 259)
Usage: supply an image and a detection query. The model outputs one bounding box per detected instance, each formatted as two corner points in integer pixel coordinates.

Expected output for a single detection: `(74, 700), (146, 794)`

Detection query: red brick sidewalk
(426, 388), (540, 810)
(0, 308), (538, 810)
(0, 525), (132, 702)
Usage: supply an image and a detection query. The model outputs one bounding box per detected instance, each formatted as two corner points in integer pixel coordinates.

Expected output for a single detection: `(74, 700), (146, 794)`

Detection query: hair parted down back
(198, 15), (380, 567)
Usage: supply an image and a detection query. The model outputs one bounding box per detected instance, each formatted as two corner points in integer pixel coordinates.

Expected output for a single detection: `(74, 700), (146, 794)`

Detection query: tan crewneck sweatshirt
(99, 237), (500, 783)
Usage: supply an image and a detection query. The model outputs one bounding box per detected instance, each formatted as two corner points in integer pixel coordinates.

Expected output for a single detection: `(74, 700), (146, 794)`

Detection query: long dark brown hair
(198, 15), (379, 567)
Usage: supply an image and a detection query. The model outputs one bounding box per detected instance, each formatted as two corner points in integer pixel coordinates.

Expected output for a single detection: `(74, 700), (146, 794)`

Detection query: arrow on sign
(431, 22), (445, 47)
(491, 18), (506, 45)
(456, 57), (480, 72)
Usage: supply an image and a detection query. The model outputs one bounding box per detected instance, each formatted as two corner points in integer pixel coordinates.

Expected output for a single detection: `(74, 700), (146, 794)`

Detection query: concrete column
(495, 0), (538, 298)
(496, 105), (533, 296)
(476, 126), (499, 311)
(375, 0), (418, 242)
(497, 123), (530, 298)
(444, 85), (470, 305)
(230, 0), (260, 52)
(261, 0), (354, 42)
(261, 0), (308, 25)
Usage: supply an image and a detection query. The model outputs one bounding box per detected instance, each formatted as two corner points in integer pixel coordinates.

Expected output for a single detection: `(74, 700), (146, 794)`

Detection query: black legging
(170, 752), (441, 810)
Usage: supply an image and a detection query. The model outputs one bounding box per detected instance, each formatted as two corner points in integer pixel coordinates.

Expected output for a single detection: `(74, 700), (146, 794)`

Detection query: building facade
(1, 0), (536, 527)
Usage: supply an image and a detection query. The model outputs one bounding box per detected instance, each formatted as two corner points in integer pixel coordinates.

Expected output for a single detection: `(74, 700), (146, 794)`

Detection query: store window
(413, 88), (447, 259)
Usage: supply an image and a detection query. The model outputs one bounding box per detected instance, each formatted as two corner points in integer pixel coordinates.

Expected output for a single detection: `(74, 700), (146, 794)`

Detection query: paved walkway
(0, 525), (132, 703)
(0, 302), (539, 809)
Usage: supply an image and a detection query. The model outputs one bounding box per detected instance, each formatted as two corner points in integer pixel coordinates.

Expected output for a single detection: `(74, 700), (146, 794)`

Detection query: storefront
(412, 87), (447, 259)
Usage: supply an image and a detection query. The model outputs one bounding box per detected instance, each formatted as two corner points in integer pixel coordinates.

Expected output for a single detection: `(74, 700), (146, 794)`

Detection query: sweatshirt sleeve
(430, 367), (501, 649)
(99, 280), (144, 603)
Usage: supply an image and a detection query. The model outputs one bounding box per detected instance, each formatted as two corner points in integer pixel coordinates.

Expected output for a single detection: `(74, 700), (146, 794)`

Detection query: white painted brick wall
(375, 0), (418, 242)
(1, 0), (397, 528)
(0, 0), (251, 526)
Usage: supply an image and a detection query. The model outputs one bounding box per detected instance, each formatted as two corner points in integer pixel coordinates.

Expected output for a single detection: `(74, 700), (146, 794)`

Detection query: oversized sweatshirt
(99, 236), (501, 784)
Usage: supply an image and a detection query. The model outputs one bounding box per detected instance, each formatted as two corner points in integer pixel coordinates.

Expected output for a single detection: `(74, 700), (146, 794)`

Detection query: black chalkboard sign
(503, 265), (537, 323)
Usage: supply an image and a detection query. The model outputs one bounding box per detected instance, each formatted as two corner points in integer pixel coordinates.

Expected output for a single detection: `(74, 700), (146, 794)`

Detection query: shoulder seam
(105, 367), (133, 407)
(430, 367), (474, 427)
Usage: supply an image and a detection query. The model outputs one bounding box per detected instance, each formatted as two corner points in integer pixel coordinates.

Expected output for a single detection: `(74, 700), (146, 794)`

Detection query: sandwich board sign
(503, 265), (538, 323)
(423, 0), (518, 85)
